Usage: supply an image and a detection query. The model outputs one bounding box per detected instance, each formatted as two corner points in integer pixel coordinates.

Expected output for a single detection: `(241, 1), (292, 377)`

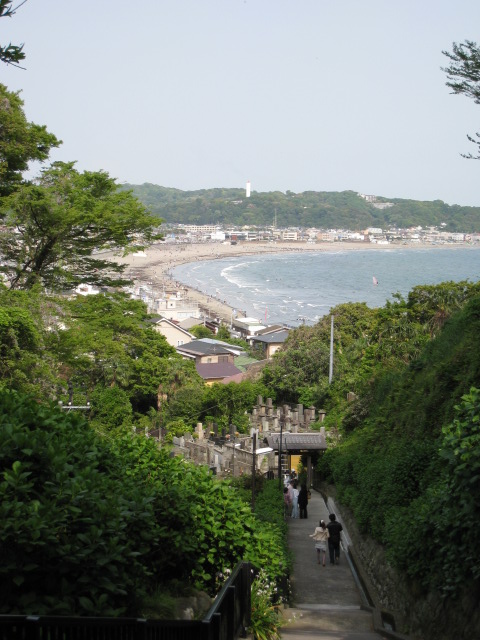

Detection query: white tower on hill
(246, 180), (251, 198)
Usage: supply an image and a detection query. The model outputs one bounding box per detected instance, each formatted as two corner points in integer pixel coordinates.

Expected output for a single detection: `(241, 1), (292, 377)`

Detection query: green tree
(0, 1), (26, 68)
(163, 418), (191, 442)
(443, 40), (480, 158)
(216, 325), (231, 340)
(262, 325), (331, 404)
(406, 280), (480, 335)
(161, 381), (206, 427)
(0, 84), (60, 196)
(0, 390), (157, 616)
(433, 387), (480, 592)
(200, 380), (269, 432)
(0, 162), (162, 290)
(89, 385), (133, 433)
(0, 389), (289, 614)
(55, 292), (182, 414)
(189, 324), (214, 338)
(0, 285), (61, 396)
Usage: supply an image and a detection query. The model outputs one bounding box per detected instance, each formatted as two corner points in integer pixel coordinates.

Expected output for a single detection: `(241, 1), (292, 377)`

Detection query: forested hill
(123, 183), (480, 232)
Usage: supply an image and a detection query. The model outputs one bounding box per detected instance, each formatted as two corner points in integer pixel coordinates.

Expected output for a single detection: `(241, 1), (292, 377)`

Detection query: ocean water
(172, 247), (480, 327)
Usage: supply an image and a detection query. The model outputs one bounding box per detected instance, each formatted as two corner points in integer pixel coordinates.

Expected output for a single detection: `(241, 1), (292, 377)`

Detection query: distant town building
(210, 230), (226, 241)
(155, 291), (201, 321)
(231, 317), (267, 338)
(181, 224), (222, 234)
(359, 194), (394, 208)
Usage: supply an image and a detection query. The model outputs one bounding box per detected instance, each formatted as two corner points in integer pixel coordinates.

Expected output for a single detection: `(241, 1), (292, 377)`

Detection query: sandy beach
(110, 239), (471, 325)
(116, 241), (333, 323)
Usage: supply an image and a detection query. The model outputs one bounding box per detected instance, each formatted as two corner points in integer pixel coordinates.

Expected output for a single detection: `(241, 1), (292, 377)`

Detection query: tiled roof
(198, 338), (245, 356)
(255, 325), (287, 336)
(177, 339), (232, 357)
(251, 330), (290, 344)
(264, 432), (327, 451)
(179, 317), (204, 329)
(196, 362), (243, 380)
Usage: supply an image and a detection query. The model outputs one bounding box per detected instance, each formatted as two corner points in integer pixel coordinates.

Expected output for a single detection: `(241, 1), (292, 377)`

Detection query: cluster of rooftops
(146, 324), (289, 384)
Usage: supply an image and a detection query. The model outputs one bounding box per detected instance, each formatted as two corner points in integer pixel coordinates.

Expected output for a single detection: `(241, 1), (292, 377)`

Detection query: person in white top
(291, 481), (299, 518)
(309, 519), (329, 566)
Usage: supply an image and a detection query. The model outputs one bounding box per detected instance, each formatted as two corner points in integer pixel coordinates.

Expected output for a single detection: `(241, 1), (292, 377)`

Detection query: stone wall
(171, 424), (276, 478)
(322, 483), (480, 640)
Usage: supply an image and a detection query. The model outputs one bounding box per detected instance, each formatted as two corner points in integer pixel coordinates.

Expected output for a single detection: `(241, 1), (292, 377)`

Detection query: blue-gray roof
(251, 330), (289, 344)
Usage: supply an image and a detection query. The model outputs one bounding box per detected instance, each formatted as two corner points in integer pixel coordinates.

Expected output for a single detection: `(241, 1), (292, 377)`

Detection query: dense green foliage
(0, 286), (200, 428)
(0, 390), (289, 615)
(0, 281), (271, 436)
(199, 380), (270, 433)
(262, 281), (480, 420)
(270, 286), (480, 598)
(124, 183), (480, 232)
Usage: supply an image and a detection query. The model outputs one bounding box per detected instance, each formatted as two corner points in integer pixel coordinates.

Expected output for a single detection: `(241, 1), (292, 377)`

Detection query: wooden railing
(0, 562), (252, 640)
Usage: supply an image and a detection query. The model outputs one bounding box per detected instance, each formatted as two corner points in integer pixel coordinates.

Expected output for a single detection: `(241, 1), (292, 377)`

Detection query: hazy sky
(3, 1), (480, 205)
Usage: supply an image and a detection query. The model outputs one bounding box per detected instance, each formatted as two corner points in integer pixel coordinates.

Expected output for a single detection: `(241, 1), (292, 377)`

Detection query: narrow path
(280, 489), (383, 640)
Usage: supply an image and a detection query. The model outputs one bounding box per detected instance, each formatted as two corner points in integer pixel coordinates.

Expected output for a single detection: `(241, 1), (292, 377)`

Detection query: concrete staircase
(279, 489), (393, 639)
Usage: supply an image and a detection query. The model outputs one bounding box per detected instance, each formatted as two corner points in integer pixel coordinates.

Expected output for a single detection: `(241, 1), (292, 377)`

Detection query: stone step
(280, 606), (381, 637)
(280, 631), (383, 639)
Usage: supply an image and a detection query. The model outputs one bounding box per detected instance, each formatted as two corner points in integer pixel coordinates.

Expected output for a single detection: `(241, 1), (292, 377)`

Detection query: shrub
(248, 569), (284, 640)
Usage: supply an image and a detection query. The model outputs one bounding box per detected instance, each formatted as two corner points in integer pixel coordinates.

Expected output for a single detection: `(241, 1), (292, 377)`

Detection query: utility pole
(278, 407), (284, 490)
(329, 314), (334, 384)
(251, 430), (257, 512)
(230, 424), (237, 477)
(58, 380), (90, 412)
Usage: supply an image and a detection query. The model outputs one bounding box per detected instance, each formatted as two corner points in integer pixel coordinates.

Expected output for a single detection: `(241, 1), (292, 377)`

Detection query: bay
(172, 247), (480, 327)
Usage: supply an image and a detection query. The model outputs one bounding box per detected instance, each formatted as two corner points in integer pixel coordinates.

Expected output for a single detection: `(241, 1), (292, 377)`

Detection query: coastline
(111, 240), (478, 325)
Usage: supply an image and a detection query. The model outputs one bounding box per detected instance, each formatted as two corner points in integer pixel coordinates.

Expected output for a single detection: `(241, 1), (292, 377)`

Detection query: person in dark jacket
(326, 513), (343, 564)
(298, 484), (309, 519)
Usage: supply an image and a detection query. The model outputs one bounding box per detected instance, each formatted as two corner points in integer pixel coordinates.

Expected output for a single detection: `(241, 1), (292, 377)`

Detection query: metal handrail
(0, 561), (252, 640)
(203, 561), (252, 639)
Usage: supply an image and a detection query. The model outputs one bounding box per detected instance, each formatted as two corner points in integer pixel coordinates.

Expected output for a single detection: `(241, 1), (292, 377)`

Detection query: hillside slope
(319, 295), (480, 639)
(123, 183), (480, 232)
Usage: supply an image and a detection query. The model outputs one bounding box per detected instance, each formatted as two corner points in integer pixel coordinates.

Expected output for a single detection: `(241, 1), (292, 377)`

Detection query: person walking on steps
(298, 483), (309, 519)
(309, 519), (329, 566)
(326, 513), (343, 564)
